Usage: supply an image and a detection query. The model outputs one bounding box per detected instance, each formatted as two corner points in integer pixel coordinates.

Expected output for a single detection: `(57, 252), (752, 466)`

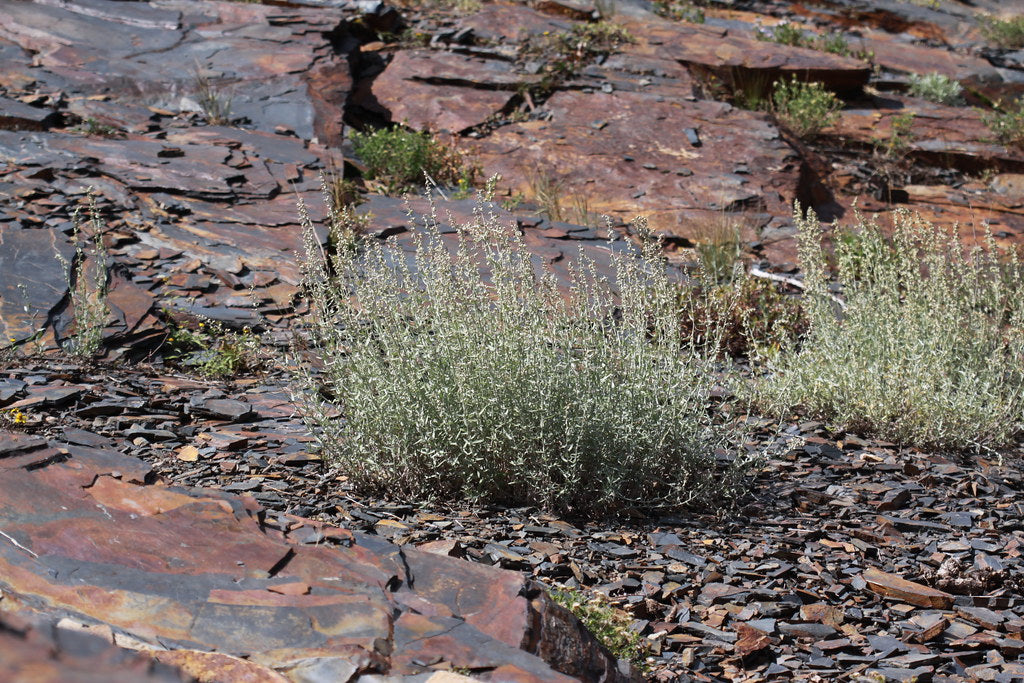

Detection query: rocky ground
(2, 0), (1024, 681)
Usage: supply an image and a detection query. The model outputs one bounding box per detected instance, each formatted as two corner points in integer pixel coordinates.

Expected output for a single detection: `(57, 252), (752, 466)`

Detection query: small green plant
(526, 172), (595, 225)
(548, 586), (649, 671)
(686, 212), (745, 283)
(652, 0), (705, 23)
(680, 275), (807, 361)
(193, 66), (233, 126)
(772, 78), (842, 139)
(756, 24), (871, 60)
(978, 14), (1024, 49)
(318, 166), (369, 257)
(729, 70), (774, 111)
(392, 0), (481, 12)
(908, 72), (963, 105)
(523, 21), (633, 83)
(321, 160), (363, 210)
(321, 179), (373, 260)
(296, 199), (757, 513)
(818, 32), (849, 55)
(73, 117), (119, 137)
(757, 22), (807, 47)
(874, 111), (916, 159)
(867, 112), (916, 202)
(500, 192), (526, 212)
(680, 212), (807, 358)
(983, 96), (1024, 148)
(56, 198), (110, 359)
(165, 319), (261, 378)
(0, 407), (29, 429)
(351, 127), (474, 195)
(749, 206), (1024, 449)
(396, 28), (432, 47)
(532, 171), (567, 221)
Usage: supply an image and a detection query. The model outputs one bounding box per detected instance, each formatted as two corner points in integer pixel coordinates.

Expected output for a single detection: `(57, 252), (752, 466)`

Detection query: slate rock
(369, 49), (527, 133)
(0, 611), (192, 683)
(863, 567), (955, 609)
(196, 398), (256, 422)
(0, 428), (637, 682)
(0, 95), (61, 131)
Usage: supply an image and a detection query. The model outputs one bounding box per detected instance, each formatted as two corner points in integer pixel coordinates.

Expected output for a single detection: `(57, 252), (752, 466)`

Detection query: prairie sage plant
(296, 196), (757, 514)
(750, 206), (1024, 450)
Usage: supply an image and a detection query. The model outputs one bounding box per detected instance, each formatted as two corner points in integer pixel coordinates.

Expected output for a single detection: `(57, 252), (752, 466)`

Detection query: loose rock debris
(1, 362), (1023, 681)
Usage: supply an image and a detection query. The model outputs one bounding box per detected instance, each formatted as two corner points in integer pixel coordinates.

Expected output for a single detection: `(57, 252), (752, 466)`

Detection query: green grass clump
(297, 199), (756, 514)
(755, 24), (870, 60)
(548, 586), (649, 671)
(652, 0), (705, 24)
(873, 111), (916, 160)
(978, 14), (1024, 49)
(907, 72), (963, 105)
(683, 277), (807, 360)
(772, 78), (842, 139)
(193, 66), (233, 126)
(983, 97), (1024, 148)
(165, 319), (261, 378)
(350, 127), (473, 195)
(750, 206), (1024, 450)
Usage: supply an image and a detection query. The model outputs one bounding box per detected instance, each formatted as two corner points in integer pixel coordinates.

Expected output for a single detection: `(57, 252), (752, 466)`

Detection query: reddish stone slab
(622, 16), (871, 94)
(0, 610), (192, 683)
(863, 567), (955, 609)
(370, 49), (527, 133)
(0, 431), (635, 681)
(466, 89), (799, 242)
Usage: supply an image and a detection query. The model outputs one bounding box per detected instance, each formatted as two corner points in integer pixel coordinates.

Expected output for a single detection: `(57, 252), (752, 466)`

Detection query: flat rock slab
(0, 96), (60, 131)
(0, 430), (633, 682)
(457, 4), (572, 44)
(622, 16), (872, 93)
(0, 610), (193, 683)
(467, 89), (799, 243)
(0, 224), (74, 344)
(829, 98), (1024, 169)
(863, 568), (955, 609)
(859, 28), (1002, 86)
(354, 194), (641, 293)
(0, 0), (355, 143)
(826, 98), (1024, 249)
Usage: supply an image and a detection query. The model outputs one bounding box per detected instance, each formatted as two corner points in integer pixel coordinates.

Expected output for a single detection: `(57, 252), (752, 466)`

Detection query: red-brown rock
(862, 568), (955, 609)
(0, 431), (637, 682)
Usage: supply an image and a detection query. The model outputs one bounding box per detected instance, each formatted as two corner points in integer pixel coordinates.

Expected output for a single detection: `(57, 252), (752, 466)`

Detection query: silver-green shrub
(907, 72), (963, 105)
(750, 206), (1024, 450)
(296, 198), (757, 513)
